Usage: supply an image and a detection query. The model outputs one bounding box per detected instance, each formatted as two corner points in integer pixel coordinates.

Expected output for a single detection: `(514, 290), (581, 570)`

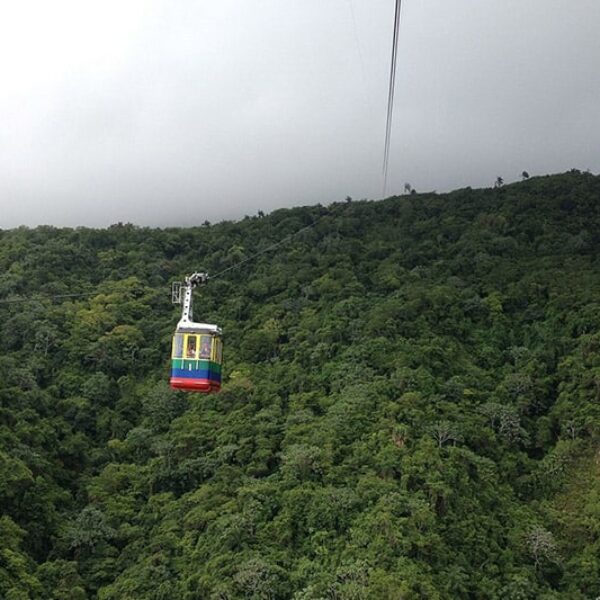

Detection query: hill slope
(1, 171), (599, 598)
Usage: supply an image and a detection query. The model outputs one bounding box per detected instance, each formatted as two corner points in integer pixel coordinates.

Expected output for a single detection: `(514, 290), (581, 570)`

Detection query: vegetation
(0, 170), (599, 598)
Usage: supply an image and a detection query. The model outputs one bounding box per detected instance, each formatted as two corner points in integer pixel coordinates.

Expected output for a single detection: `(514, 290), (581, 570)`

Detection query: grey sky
(1, 0), (599, 228)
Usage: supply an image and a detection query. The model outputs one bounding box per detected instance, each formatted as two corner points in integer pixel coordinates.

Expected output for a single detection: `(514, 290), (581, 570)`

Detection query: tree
(479, 403), (528, 445)
(526, 526), (560, 568)
(234, 558), (289, 599)
(65, 506), (115, 553)
(428, 420), (462, 448)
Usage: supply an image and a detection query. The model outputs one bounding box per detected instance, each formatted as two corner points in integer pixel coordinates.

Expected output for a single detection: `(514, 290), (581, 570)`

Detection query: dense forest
(0, 171), (599, 599)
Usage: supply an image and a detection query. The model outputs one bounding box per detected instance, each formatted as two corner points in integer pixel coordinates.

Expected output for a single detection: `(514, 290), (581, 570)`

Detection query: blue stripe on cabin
(171, 367), (221, 382)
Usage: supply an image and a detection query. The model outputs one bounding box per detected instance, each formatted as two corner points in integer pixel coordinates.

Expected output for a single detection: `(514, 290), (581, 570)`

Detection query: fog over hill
(2, 1), (600, 227)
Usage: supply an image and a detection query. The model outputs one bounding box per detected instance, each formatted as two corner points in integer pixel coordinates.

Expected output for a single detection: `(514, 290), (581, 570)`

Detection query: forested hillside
(1, 171), (599, 599)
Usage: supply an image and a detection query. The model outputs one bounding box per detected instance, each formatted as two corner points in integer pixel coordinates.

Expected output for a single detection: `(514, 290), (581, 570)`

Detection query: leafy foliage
(0, 171), (599, 597)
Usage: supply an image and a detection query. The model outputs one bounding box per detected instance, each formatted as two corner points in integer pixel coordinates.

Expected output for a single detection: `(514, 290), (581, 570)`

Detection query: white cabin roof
(176, 318), (222, 335)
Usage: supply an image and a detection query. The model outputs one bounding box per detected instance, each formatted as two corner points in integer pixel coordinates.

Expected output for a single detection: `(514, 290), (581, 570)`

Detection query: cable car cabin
(170, 324), (223, 392)
(170, 272), (222, 393)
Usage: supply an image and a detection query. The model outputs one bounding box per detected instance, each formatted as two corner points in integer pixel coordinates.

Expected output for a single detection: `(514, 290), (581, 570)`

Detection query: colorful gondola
(169, 272), (223, 393)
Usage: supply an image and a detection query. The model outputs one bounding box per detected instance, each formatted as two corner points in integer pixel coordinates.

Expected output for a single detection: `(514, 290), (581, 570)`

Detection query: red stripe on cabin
(170, 377), (221, 393)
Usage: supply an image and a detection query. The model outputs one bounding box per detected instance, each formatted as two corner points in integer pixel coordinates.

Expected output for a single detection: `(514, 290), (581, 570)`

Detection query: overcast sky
(1, 0), (599, 228)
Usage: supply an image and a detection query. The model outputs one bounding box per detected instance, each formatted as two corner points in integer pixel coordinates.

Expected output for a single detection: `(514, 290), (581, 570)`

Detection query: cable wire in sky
(382, 0), (403, 197)
(1, 206), (343, 305)
(345, 0), (372, 114)
(210, 206), (336, 280)
(0, 291), (98, 305)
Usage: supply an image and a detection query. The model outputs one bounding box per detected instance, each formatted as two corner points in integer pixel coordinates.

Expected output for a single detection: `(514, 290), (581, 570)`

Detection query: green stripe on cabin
(171, 358), (222, 373)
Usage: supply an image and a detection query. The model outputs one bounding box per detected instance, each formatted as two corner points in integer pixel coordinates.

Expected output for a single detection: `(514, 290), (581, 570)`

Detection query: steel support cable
(386, 0), (402, 163)
(345, 0), (372, 113)
(385, 0), (401, 148)
(383, 0), (401, 192)
(382, 0), (402, 197)
(210, 208), (333, 280)
(0, 291), (99, 305)
(0, 206), (342, 303)
(3, 5), (404, 304)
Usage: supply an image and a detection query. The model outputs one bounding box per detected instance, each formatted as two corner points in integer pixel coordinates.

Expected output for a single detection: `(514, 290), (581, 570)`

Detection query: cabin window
(186, 335), (197, 359)
(199, 335), (212, 359)
(172, 334), (184, 358)
(214, 338), (223, 363)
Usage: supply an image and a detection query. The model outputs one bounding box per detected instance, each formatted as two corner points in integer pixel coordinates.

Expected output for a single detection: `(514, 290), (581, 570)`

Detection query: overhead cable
(210, 208), (333, 280)
(0, 205), (342, 303)
(382, 0), (403, 197)
(0, 291), (99, 305)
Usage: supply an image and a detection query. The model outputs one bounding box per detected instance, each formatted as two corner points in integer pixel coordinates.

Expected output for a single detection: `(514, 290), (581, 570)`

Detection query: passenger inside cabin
(200, 336), (212, 359)
(186, 336), (197, 358)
